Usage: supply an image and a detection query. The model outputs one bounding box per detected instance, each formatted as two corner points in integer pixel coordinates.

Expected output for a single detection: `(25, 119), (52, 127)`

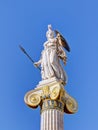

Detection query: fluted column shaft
(41, 109), (64, 130)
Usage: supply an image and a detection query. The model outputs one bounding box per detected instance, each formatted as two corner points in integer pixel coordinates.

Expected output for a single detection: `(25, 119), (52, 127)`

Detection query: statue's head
(46, 24), (54, 39)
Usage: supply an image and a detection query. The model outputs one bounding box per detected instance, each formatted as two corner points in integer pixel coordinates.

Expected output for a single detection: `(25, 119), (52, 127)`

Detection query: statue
(34, 25), (70, 84)
(22, 25), (78, 116)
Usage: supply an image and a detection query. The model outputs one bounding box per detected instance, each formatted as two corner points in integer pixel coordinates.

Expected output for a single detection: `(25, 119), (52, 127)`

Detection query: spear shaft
(19, 45), (41, 71)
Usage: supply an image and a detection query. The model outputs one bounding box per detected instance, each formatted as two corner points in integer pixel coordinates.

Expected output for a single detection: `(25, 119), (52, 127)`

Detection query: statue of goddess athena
(34, 25), (70, 83)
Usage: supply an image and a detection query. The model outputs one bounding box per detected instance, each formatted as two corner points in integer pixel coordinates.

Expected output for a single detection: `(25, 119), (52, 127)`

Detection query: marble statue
(24, 25), (78, 117)
(34, 25), (70, 83)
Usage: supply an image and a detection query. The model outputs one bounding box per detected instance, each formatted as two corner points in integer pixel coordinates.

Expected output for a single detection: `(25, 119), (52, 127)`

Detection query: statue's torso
(44, 38), (57, 50)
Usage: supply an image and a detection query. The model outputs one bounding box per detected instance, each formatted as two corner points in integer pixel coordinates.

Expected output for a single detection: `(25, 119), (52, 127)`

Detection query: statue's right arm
(34, 49), (44, 67)
(34, 59), (41, 67)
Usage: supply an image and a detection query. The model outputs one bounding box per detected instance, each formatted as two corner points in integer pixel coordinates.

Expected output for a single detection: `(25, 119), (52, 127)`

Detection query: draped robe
(40, 38), (67, 82)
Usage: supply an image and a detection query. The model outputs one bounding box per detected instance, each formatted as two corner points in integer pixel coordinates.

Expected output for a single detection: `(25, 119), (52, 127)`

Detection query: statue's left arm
(57, 46), (67, 65)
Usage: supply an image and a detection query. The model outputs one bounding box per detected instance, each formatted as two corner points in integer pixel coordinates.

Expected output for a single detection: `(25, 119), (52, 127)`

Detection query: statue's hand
(34, 62), (40, 67)
(63, 60), (66, 65)
(63, 57), (67, 65)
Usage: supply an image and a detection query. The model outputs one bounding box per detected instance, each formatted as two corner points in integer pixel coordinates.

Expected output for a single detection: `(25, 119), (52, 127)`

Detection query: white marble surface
(40, 109), (64, 130)
(34, 25), (67, 82)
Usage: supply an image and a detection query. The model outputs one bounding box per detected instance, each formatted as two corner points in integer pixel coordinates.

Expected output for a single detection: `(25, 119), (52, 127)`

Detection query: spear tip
(19, 45), (26, 54)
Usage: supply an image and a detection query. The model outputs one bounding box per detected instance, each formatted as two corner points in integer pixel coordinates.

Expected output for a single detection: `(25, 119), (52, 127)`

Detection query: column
(40, 109), (64, 130)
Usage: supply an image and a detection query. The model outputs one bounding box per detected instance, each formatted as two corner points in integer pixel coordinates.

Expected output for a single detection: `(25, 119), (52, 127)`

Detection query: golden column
(24, 80), (78, 130)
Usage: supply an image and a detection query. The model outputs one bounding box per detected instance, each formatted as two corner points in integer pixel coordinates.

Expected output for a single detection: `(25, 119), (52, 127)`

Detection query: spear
(19, 45), (41, 71)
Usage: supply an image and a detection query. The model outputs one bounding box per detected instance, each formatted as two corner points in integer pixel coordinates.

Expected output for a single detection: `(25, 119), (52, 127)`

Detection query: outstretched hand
(34, 62), (40, 67)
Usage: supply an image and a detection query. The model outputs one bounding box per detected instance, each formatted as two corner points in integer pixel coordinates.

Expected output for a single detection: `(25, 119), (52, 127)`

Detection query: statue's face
(46, 31), (54, 39)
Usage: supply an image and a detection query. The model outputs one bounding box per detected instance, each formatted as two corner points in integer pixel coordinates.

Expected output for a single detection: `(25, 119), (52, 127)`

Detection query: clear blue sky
(0, 0), (98, 130)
